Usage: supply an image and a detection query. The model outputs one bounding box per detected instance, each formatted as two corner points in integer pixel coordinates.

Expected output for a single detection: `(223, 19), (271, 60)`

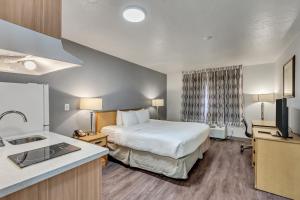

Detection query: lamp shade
(152, 99), (164, 107)
(252, 93), (275, 102)
(80, 98), (102, 111)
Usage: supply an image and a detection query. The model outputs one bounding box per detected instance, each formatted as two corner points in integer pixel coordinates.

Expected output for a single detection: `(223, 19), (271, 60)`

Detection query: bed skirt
(107, 137), (210, 179)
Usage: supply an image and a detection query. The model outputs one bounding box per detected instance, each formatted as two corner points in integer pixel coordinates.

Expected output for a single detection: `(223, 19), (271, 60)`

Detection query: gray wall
(0, 40), (167, 137)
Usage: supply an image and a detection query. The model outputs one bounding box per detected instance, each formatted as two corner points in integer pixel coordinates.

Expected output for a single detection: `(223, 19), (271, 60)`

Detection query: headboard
(95, 108), (142, 133)
(95, 111), (117, 133)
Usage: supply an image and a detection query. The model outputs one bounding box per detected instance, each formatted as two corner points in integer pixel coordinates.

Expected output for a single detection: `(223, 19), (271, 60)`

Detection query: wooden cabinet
(252, 138), (255, 167)
(0, 159), (102, 200)
(0, 0), (61, 38)
(253, 127), (300, 199)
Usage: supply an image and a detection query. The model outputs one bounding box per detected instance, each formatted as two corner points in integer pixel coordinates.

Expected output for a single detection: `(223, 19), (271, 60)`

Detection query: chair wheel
(240, 145), (244, 153)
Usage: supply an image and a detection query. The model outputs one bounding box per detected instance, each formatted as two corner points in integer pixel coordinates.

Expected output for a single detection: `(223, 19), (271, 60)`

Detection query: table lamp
(152, 99), (164, 119)
(253, 94), (275, 120)
(80, 97), (102, 134)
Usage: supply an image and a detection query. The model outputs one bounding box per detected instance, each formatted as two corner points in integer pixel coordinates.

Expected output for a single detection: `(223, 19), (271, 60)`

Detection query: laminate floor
(103, 139), (288, 200)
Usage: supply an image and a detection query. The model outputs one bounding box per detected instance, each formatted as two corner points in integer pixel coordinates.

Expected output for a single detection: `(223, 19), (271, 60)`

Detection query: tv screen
(276, 98), (289, 138)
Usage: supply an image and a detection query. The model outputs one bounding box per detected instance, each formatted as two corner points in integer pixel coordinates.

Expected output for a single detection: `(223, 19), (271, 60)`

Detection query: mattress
(102, 120), (210, 159)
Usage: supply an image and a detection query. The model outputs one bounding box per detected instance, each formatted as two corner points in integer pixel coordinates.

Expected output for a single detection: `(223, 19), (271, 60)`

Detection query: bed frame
(95, 109), (210, 179)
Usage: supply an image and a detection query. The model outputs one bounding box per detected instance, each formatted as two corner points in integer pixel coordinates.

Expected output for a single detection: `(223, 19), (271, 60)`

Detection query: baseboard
(226, 136), (251, 142)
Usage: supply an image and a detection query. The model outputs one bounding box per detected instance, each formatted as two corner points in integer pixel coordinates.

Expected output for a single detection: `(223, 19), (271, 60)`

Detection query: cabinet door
(42, 0), (61, 38)
(0, 0), (61, 38)
(255, 139), (300, 199)
(0, 0), (43, 32)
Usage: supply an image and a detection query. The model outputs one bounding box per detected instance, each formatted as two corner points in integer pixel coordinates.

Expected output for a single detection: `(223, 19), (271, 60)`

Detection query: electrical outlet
(64, 104), (70, 111)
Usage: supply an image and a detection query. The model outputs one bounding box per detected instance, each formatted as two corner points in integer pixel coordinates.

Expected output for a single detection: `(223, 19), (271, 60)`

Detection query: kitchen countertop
(0, 131), (109, 198)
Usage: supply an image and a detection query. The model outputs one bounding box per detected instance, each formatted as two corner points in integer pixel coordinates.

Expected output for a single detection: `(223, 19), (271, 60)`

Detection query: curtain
(181, 65), (243, 126)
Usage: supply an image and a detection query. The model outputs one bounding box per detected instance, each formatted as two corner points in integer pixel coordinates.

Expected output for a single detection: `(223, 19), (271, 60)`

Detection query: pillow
(116, 110), (123, 126)
(122, 111), (139, 127)
(135, 109), (150, 123)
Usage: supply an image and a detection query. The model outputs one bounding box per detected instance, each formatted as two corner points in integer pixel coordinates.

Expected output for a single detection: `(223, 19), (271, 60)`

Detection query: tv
(276, 98), (289, 138)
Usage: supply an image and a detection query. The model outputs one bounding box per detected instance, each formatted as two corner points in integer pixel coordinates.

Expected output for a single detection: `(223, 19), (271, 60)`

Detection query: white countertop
(0, 131), (109, 198)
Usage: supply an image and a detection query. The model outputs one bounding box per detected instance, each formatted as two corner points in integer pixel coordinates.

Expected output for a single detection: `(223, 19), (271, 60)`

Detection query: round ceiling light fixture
(23, 60), (37, 70)
(123, 7), (146, 23)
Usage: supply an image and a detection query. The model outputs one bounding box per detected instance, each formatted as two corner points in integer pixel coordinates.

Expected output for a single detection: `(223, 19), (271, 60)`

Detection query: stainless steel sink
(7, 135), (46, 145)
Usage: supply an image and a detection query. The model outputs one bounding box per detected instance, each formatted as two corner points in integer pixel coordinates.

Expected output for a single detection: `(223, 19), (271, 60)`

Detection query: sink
(7, 135), (46, 145)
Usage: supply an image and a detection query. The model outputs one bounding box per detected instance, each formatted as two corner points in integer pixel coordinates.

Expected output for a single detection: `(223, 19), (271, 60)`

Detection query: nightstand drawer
(94, 139), (106, 147)
(73, 133), (108, 166)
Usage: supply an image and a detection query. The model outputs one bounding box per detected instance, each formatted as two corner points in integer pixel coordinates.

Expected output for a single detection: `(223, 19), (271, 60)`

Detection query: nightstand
(74, 133), (108, 166)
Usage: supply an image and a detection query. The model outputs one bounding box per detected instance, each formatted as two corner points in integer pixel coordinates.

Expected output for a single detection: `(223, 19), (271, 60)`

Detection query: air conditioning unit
(209, 125), (227, 139)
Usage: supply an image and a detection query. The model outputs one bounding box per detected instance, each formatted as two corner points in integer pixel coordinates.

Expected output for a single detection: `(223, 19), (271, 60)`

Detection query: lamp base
(261, 102), (264, 121)
(90, 111), (94, 133)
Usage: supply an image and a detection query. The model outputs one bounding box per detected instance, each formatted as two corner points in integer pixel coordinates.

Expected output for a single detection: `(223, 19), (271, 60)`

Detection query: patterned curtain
(181, 65), (243, 126)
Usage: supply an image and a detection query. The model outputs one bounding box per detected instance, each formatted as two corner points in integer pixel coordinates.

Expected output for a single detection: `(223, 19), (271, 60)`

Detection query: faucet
(0, 110), (28, 147)
(0, 136), (3, 147)
(0, 110), (28, 122)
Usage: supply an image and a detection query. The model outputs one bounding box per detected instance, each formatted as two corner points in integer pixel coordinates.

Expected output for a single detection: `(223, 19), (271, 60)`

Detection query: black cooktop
(8, 142), (81, 168)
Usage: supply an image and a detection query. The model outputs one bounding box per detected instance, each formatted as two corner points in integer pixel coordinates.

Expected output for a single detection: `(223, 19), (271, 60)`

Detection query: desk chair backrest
(242, 118), (252, 138)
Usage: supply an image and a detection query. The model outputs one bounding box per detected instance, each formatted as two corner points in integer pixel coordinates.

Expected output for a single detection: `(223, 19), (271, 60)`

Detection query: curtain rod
(182, 65), (243, 74)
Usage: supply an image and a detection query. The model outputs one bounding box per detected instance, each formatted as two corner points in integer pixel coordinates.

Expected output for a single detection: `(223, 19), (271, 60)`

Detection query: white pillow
(122, 111), (139, 127)
(135, 109), (150, 123)
(116, 110), (123, 126)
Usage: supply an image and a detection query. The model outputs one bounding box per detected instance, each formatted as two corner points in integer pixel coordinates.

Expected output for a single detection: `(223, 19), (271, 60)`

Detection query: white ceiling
(62, 0), (300, 73)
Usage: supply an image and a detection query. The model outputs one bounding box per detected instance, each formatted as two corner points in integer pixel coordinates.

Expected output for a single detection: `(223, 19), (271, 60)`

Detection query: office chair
(240, 118), (253, 153)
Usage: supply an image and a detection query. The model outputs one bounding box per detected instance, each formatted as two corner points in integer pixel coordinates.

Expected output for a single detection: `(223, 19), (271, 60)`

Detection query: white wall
(275, 33), (300, 134)
(0, 83), (47, 137)
(243, 63), (276, 133)
(167, 63), (277, 138)
(167, 72), (182, 121)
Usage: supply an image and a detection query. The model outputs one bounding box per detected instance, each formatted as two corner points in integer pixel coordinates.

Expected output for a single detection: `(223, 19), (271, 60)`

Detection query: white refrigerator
(0, 82), (49, 137)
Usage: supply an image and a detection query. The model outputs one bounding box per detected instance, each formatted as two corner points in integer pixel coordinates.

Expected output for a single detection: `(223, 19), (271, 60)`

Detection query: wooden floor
(102, 139), (287, 200)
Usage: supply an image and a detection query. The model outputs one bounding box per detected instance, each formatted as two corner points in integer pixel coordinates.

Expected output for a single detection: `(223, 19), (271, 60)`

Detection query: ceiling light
(123, 7), (146, 23)
(23, 60), (37, 70)
(203, 36), (213, 41)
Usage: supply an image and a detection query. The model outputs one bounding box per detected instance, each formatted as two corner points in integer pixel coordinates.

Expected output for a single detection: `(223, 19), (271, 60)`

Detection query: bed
(95, 110), (210, 179)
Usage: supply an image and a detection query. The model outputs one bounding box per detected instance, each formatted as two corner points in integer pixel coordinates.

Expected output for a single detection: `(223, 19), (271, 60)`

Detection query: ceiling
(62, 0), (300, 73)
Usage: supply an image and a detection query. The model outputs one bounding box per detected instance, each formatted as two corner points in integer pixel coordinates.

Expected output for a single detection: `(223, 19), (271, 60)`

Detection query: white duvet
(102, 120), (210, 159)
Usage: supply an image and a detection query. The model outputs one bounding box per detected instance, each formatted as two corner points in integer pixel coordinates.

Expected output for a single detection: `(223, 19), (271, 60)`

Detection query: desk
(252, 120), (276, 128)
(252, 127), (300, 199)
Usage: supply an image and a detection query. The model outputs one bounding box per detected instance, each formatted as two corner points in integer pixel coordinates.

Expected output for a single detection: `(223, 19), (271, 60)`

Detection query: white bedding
(102, 120), (210, 159)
